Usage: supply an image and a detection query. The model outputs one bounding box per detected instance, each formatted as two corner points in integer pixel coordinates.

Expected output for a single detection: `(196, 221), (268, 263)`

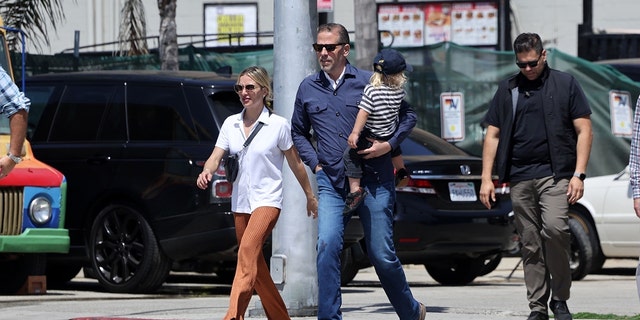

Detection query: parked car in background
(25, 70), (364, 293)
(597, 58), (640, 82)
(25, 71), (240, 293)
(373, 128), (519, 285)
(0, 17), (69, 295)
(567, 166), (640, 280)
(0, 117), (68, 294)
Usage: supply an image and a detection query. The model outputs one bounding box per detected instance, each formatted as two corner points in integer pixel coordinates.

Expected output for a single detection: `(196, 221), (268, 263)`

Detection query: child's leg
(348, 176), (361, 194)
(343, 141), (365, 194)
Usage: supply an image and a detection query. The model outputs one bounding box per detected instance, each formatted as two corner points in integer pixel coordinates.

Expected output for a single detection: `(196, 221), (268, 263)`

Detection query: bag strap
(243, 121), (264, 148)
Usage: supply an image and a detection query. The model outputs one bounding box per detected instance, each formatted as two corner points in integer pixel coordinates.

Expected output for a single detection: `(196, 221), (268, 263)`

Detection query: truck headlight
(29, 197), (52, 225)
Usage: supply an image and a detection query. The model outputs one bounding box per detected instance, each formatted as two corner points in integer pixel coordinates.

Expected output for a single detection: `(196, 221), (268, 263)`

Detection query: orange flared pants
(223, 206), (290, 320)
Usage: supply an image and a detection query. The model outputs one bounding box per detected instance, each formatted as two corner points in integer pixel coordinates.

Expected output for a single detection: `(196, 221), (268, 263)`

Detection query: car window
(49, 85), (115, 141)
(126, 84), (198, 141)
(24, 85), (57, 140)
(190, 89), (243, 141)
(98, 86), (127, 141)
(401, 128), (469, 156)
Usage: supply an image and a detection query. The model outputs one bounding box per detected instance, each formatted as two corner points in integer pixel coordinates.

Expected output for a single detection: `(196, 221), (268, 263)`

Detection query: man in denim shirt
(291, 23), (425, 320)
(0, 65), (29, 178)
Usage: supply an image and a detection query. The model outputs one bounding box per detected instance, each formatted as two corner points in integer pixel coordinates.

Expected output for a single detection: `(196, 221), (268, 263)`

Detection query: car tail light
(212, 179), (232, 197)
(397, 237), (420, 243)
(207, 164), (232, 203)
(396, 178), (436, 194)
(492, 180), (510, 195)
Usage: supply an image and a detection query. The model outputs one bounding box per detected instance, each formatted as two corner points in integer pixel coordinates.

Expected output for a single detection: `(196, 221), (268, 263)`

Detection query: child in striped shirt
(343, 48), (411, 214)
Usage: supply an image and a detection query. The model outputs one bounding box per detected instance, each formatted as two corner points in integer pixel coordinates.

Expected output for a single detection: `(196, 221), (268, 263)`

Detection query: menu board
(378, 1), (499, 47)
(424, 4), (452, 45)
(451, 2), (498, 45)
(378, 5), (425, 47)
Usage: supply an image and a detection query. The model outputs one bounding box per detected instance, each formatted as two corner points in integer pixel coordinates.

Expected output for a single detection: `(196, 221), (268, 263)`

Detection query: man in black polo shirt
(479, 33), (593, 320)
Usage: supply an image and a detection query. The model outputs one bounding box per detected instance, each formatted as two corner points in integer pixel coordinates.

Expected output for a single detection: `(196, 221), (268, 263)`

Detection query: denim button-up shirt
(291, 63), (416, 189)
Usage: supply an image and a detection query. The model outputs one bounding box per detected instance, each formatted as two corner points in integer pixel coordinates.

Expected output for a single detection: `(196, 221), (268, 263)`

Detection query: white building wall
(24, 0), (640, 56)
(509, 0), (640, 56)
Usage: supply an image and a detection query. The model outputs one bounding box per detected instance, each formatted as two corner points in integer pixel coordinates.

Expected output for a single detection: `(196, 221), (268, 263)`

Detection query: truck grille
(0, 187), (23, 235)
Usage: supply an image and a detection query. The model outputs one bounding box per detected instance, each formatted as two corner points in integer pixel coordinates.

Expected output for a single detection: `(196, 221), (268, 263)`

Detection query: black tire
(568, 217), (594, 281)
(568, 206), (605, 272)
(425, 258), (481, 286)
(45, 261), (83, 288)
(89, 204), (171, 293)
(341, 245), (359, 286)
(0, 253), (46, 294)
(477, 254), (503, 277)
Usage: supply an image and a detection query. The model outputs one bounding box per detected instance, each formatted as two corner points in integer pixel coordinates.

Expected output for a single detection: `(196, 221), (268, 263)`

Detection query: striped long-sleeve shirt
(359, 84), (405, 138)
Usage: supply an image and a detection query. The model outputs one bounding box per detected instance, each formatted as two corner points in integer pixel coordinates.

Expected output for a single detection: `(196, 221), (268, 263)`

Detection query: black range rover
(25, 71), (241, 293)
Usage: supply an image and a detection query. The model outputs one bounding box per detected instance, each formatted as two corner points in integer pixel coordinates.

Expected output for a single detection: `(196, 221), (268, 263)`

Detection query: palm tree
(0, 0), (65, 52)
(119, 0), (148, 56)
(158, 0), (178, 70)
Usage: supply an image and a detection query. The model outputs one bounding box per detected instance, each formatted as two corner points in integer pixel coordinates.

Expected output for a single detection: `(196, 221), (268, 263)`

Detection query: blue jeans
(316, 170), (420, 320)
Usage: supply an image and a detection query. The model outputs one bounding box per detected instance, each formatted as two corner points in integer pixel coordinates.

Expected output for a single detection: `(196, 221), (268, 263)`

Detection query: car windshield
(401, 128), (469, 156)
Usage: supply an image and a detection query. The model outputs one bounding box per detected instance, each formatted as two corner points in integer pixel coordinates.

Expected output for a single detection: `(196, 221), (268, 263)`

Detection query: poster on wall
(204, 4), (258, 47)
(440, 92), (465, 141)
(378, 1), (498, 47)
(609, 90), (633, 137)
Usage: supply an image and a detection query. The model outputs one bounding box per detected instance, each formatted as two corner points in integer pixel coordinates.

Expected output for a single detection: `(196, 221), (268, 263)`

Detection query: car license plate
(448, 182), (477, 201)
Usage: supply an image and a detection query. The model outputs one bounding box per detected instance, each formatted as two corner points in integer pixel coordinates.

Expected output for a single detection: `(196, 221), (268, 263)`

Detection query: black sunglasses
(234, 84), (260, 93)
(516, 55), (542, 69)
(312, 43), (346, 53)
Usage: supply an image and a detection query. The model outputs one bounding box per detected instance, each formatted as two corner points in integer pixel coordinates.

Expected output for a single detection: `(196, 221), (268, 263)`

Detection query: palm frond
(0, 0), (66, 52)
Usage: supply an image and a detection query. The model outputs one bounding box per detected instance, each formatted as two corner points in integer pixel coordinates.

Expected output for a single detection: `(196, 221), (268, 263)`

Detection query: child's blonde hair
(369, 71), (407, 90)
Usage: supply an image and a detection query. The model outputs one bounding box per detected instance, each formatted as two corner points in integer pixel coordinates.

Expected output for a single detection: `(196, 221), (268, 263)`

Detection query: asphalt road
(0, 257), (638, 320)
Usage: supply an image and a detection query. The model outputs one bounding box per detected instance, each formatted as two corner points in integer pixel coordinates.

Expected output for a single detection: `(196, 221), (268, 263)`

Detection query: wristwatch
(573, 172), (586, 181)
(7, 153), (22, 164)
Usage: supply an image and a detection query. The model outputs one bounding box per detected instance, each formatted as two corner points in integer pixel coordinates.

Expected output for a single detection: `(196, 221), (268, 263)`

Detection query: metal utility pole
(249, 0), (319, 317)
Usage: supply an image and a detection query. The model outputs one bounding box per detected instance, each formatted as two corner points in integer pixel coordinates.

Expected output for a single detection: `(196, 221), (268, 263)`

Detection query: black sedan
(392, 128), (518, 285)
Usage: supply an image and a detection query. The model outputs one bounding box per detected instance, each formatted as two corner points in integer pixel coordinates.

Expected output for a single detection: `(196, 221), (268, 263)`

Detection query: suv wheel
(89, 204), (171, 293)
(425, 258), (482, 285)
(477, 253), (502, 277)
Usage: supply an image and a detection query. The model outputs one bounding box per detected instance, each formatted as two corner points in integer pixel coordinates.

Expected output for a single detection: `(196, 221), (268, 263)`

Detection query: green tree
(0, 0), (66, 52)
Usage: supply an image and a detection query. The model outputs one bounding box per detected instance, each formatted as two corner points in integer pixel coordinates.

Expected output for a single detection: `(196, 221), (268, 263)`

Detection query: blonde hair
(238, 66), (274, 111)
(370, 71), (407, 89)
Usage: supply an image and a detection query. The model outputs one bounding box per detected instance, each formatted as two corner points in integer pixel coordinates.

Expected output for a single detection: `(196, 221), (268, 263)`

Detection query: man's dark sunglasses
(234, 84), (259, 92)
(312, 43), (346, 52)
(516, 55), (542, 68)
